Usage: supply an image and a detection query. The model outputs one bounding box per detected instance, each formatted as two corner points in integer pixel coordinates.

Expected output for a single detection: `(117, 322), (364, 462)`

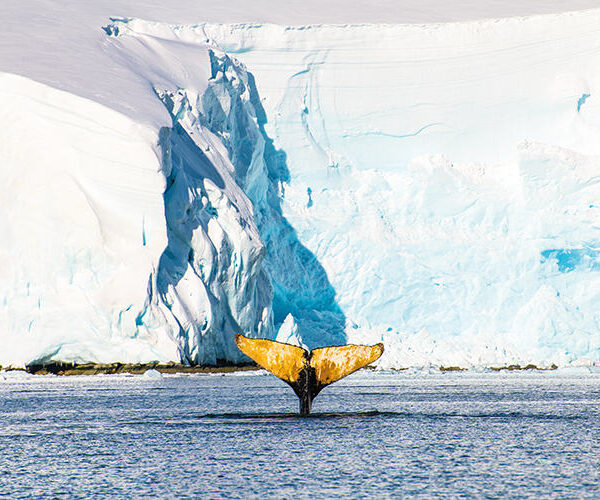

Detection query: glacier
(0, 73), (174, 366)
(1, 4), (600, 368)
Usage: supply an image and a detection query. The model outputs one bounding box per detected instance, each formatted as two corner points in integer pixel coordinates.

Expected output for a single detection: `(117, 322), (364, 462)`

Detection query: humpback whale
(235, 334), (384, 415)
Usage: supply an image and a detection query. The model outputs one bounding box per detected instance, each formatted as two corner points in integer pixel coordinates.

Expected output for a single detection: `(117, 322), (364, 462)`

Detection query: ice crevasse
(2, 9), (600, 368)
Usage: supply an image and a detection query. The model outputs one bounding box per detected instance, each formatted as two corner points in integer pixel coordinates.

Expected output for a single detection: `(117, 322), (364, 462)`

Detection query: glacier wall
(0, 16), (348, 367)
(198, 13), (600, 367)
(92, 13), (600, 367)
(104, 10), (600, 368)
(106, 19), (349, 361)
(0, 73), (175, 366)
(3, 9), (600, 368)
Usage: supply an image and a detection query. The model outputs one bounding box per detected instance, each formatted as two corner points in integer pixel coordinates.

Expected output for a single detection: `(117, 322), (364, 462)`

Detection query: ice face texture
(2, 8), (600, 368)
(197, 15), (600, 368)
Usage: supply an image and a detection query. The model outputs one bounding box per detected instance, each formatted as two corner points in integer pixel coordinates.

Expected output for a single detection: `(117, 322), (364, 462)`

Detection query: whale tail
(235, 334), (384, 415)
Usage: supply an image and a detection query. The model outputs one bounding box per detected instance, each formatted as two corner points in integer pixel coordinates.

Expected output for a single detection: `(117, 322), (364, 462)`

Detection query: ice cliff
(200, 14), (600, 368)
(2, 8), (600, 368)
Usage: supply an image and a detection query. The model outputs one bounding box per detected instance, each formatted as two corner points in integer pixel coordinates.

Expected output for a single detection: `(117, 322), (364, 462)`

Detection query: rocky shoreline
(0, 362), (562, 376)
(0, 361), (259, 376)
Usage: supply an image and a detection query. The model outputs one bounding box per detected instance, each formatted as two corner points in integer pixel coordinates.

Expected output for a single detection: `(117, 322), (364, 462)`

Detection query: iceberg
(1, 4), (600, 368)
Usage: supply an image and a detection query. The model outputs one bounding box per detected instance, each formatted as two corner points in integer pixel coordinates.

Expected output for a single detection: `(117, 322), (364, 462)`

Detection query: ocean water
(0, 369), (599, 498)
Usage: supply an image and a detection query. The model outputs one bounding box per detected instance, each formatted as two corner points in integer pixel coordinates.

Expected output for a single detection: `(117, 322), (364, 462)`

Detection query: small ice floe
(141, 369), (163, 379)
(225, 369), (269, 377)
(2, 370), (33, 380)
(554, 366), (596, 376)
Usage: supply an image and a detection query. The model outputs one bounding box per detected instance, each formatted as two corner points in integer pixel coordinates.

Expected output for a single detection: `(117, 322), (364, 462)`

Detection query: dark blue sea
(1, 369), (599, 498)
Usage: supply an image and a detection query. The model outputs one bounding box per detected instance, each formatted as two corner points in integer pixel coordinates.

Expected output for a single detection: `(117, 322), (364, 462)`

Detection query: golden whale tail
(235, 334), (384, 415)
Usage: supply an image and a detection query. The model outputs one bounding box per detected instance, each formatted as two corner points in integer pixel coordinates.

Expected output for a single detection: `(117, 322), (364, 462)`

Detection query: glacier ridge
(151, 52), (346, 352)
(106, 18), (349, 359)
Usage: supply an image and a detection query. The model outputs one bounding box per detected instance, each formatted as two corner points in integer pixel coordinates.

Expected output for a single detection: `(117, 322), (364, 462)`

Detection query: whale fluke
(235, 334), (384, 415)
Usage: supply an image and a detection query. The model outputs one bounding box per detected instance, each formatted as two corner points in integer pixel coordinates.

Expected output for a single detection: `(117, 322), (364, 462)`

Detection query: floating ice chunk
(2, 370), (33, 380)
(141, 369), (163, 379)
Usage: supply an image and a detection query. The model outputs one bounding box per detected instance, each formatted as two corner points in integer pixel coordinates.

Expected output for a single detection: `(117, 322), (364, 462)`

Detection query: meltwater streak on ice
(1, 371), (599, 497)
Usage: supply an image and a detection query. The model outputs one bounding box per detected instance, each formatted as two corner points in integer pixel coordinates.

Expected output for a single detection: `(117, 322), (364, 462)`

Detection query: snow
(3, 1), (600, 128)
(0, 73), (174, 366)
(2, 1), (600, 367)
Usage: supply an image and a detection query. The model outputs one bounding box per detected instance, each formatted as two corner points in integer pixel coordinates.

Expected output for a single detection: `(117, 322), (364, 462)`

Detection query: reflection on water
(0, 370), (599, 497)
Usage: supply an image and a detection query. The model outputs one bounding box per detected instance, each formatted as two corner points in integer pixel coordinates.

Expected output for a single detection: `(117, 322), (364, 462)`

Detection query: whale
(235, 334), (384, 415)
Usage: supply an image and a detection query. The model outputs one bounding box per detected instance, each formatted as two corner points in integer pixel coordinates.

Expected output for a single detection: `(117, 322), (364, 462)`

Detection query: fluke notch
(235, 334), (384, 415)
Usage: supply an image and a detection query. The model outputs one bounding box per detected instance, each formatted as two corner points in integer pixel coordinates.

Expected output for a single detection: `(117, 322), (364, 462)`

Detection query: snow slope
(2, 1), (600, 367)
